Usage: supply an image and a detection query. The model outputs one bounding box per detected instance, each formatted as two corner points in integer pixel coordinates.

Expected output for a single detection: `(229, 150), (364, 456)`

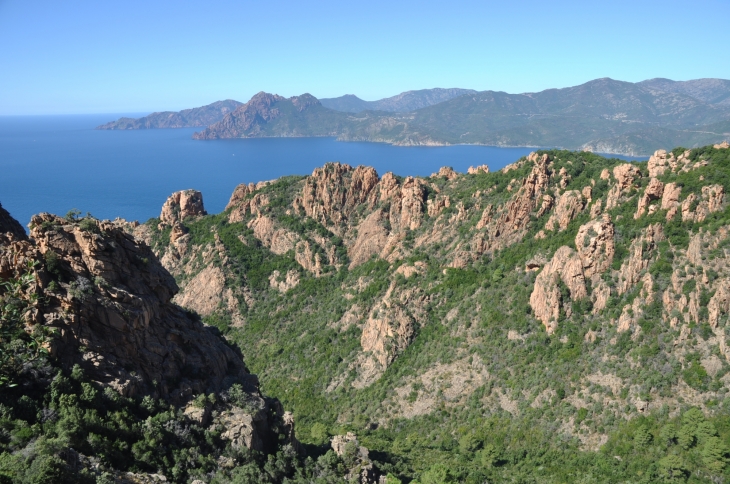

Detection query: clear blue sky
(1, 0), (728, 115)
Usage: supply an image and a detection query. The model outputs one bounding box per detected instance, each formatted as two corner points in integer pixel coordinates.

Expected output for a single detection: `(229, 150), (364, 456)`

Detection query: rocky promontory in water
(96, 99), (242, 130)
(3, 143), (730, 482)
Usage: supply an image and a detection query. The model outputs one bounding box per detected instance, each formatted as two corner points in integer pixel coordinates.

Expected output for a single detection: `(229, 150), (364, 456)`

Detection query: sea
(0, 114), (646, 228)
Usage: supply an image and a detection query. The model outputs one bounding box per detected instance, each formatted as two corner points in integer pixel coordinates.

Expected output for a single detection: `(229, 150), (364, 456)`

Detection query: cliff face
(8, 212), (256, 404)
(0, 203), (274, 411)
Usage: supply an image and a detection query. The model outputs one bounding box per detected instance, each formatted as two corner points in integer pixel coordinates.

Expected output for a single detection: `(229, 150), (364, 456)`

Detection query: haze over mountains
(98, 78), (730, 155)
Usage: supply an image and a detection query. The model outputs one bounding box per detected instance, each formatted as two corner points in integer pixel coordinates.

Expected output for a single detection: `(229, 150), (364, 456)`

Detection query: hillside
(6, 143), (730, 481)
(338, 78), (730, 154)
(96, 99), (242, 130)
(0, 205), (365, 483)
(124, 142), (730, 482)
(320, 88), (477, 113)
(639, 78), (730, 106)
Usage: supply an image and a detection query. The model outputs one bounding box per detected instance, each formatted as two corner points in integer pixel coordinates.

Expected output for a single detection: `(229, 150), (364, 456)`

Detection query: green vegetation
(6, 144), (730, 482)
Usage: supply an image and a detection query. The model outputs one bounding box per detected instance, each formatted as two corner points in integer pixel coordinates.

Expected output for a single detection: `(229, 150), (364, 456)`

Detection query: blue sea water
(0, 114), (646, 228)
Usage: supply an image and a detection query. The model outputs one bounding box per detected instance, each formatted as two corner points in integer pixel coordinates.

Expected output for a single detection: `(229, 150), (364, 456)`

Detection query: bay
(0, 114), (646, 227)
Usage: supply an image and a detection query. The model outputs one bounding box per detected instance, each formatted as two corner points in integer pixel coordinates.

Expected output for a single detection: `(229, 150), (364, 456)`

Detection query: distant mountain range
(97, 79), (730, 155)
(319, 88), (476, 113)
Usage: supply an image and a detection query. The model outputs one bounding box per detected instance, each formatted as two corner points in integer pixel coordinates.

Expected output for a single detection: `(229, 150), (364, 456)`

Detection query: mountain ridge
(95, 78), (730, 155)
(320, 87), (477, 113)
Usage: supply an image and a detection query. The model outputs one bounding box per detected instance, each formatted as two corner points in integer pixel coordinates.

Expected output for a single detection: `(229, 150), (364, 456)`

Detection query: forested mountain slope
(127, 142), (730, 482)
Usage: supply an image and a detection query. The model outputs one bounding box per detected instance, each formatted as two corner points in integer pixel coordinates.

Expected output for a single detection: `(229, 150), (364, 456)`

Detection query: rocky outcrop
(295, 163), (379, 228)
(229, 193), (270, 223)
(295, 240), (323, 276)
(160, 189), (206, 225)
(634, 178), (664, 219)
(219, 406), (268, 451)
(531, 216), (615, 332)
(648, 149), (674, 177)
(618, 224), (664, 294)
(427, 195), (451, 217)
(467, 164), (490, 174)
(331, 433), (378, 483)
(4, 212), (250, 404)
(360, 301), (415, 375)
(248, 215), (298, 254)
(174, 265), (227, 316)
(545, 190), (584, 231)
(709, 280), (730, 330)
(661, 182), (682, 220)
(617, 273), (654, 333)
(477, 152), (552, 254)
(647, 148), (709, 177)
(714, 141), (730, 149)
(348, 210), (390, 268)
(1, 208), (303, 454)
(606, 164), (641, 209)
(681, 185), (725, 223)
(290, 163), (427, 268)
(269, 269), (300, 292)
(530, 246), (587, 333)
(431, 166), (458, 180)
(575, 215), (615, 280)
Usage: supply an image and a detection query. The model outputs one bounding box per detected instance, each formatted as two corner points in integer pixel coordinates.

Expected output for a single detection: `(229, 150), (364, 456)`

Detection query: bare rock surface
(160, 189), (206, 225)
(20, 213), (251, 403)
(618, 224), (664, 294)
(575, 215), (615, 280)
(545, 190), (584, 231)
(606, 164), (641, 209)
(530, 246), (586, 333)
(634, 178), (664, 219)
